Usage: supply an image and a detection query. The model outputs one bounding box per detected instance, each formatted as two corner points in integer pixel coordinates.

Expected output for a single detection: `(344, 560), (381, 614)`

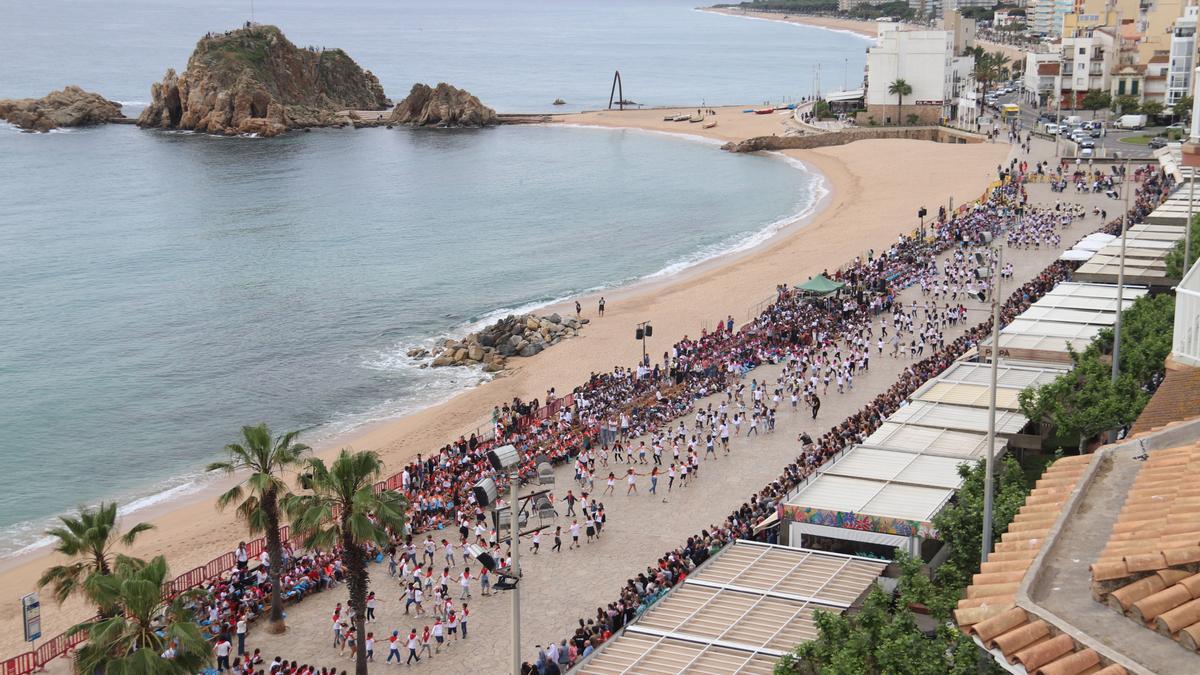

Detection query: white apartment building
(1029, 0), (1074, 35)
(863, 24), (957, 124)
(1057, 28), (1116, 109)
(1023, 51), (1063, 106)
(1168, 6), (1199, 106)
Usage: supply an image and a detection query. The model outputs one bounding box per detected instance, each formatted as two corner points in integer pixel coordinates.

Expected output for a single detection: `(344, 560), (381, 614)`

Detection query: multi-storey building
(1168, 6), (1199, 107)
(862, 24), (958, 124)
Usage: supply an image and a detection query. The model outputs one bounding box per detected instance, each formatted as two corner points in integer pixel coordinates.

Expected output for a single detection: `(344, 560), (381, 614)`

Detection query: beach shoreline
(700, 7), (879, 39)
(0, 115), (1010, 660)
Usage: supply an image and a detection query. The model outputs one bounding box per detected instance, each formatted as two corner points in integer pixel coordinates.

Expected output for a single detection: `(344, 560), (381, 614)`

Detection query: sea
(0, 0), (870, 556)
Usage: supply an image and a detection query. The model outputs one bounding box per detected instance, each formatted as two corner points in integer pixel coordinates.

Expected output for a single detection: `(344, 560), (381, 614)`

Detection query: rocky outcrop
(138, 24), (388, 136)
(413, 312), (587, 372)
(0, 86), (124, 132)
(389, 83), (497, 128)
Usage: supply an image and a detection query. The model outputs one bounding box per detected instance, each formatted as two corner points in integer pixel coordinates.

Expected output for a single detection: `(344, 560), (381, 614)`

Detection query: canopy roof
(575, 541), (885, 674)
(863, 423), (1002, 458)
(796, 274), (845, 296)
(886, 400), (1029, 435)
(786, 474), (954, 523)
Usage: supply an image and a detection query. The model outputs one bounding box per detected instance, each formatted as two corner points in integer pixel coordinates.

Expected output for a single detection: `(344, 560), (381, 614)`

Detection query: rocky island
(138, 24), (388, 136)
(412, 312), (587, 372)
(0, 86), (124, 132)
(389, 82), (498, 128)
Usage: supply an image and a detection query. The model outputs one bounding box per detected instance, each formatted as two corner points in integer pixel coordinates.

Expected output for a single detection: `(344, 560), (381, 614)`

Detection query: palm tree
(69, 555), (212, 674)
(286, 450), (406, 675)
(971, 49), (1012, 100)
(38, 502), (154, 616)
(888, 79), (913, 125)
(208, 424), (310, 634)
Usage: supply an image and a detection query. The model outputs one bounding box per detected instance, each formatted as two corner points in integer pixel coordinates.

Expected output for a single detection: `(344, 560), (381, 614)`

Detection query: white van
(1043, 123), (1060, 135)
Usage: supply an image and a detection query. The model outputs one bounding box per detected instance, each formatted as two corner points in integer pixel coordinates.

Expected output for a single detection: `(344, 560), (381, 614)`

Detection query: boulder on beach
(0, 86), (124, 132)
(389, 82), (498, 128)
(138, 24), (388, 136)
(421, 310), (584, 370)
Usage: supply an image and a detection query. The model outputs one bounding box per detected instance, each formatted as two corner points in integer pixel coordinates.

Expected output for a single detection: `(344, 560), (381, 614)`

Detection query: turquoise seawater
(0, 0), (868, 554)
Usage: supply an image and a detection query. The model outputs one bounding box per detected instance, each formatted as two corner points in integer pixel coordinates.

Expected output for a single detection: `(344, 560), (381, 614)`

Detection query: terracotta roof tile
(1090, 441), (1200, 658)
(1130, 368), (1200, 436)
(953, 456), (1131, 674)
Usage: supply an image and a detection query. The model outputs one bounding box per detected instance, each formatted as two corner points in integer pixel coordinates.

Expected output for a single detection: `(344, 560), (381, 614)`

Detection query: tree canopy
(1165, 213), (1199, 279)
(1081, 89), (1111, 113)
(1020, 292), (1175, 449)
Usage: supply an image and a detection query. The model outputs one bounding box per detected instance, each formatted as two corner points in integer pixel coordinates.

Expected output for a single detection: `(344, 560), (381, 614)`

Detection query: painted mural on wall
(782, 504), (938, 539)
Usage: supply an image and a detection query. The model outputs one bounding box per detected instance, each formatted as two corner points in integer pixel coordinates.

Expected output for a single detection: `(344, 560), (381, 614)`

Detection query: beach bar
(977, 282), (1148, 364)
(572, 541), (886, 674)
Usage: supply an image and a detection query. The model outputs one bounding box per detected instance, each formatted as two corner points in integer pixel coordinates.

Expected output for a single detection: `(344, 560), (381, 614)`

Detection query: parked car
(1148, 137), (1168, 149)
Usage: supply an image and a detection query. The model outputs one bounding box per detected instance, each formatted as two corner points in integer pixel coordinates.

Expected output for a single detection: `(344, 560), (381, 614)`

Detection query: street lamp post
(1111, 160), (1132, 383)
(1188, 168), (1195, 272)
(480, 445), (524, 675)
(508, 466), (521, 675)
(980, 241), (1004, 565)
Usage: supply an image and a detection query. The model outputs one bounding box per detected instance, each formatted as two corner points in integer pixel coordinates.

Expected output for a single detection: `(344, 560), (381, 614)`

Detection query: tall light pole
(480, 445), (524, 675)
(980, 241), (1004, 565)
(1112, 160), (1132, 382)
(509, 466), (521, 675)
(1188, 169), (1195, 273)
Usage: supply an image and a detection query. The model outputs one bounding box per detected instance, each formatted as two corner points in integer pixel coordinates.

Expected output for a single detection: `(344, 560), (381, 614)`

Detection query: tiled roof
(1089, 442), (1200, 655)
(1129, 367), (1200, 436)
(954, 455), (1132, 674)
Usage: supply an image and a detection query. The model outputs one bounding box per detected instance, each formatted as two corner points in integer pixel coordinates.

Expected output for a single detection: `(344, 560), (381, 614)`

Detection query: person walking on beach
(599, 297), (606, 316)
(575, 300), (582, 317)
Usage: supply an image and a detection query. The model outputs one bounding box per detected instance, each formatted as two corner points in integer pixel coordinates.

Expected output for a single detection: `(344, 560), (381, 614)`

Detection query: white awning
(793, 522), (913, 549)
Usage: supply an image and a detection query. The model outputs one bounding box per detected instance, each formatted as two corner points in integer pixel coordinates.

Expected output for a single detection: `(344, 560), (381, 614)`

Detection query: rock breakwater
(411, 312), (587, 371)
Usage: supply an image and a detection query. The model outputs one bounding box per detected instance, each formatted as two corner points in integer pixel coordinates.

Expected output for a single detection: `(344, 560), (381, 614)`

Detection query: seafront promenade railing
(0, 395), (574, 675)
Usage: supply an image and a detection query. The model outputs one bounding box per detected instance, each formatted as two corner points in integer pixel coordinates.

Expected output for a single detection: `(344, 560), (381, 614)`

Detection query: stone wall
(722, 126), (983, 153)
(857, 103), (943, 126)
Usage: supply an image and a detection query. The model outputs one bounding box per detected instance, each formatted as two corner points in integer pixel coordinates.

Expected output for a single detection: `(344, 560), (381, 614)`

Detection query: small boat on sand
(688, 113), (703, 123)
(672, 114), (690, 122)
(663, 114), (675, 121)
(702, 120), (717, 129)
(755, 108), (773, 115)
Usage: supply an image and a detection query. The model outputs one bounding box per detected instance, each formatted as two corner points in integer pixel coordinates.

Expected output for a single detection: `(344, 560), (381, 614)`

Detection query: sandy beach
(0, 104), (1010, 659)
(702, 7), (1029, 63)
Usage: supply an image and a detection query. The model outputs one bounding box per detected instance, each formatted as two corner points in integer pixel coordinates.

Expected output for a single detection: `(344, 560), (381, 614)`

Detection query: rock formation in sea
(0, 86), (124, 132)
(410, 312), (587, 372)
(137, 24), (388, 137)
(389, 82), (498, 128)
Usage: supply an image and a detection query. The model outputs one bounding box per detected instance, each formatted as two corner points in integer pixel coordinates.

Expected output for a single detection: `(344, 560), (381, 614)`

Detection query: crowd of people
(188, 159), (1171, 674)
(526, 165), (1171, 673)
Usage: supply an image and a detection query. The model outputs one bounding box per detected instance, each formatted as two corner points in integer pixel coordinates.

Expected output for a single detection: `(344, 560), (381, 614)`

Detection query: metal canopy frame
(575, 542), (885, 675)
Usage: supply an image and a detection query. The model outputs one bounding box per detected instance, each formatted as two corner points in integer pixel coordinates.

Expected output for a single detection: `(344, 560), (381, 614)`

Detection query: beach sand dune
(0, 126), (1010, 661)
